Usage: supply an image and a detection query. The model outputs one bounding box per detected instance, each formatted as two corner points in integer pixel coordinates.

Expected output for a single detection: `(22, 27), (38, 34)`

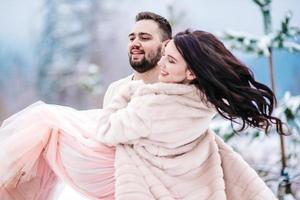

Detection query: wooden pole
(268, 48), (287, 172)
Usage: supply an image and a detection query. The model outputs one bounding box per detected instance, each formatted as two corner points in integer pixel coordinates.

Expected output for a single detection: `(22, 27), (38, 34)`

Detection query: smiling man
(103, 11), (172, 108)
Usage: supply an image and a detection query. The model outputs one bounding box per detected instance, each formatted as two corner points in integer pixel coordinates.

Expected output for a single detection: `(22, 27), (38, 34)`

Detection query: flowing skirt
(0, 101), (115, 200)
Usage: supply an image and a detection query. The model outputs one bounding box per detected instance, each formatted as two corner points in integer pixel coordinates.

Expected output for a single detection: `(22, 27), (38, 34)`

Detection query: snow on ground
(58, 186), (89, 200)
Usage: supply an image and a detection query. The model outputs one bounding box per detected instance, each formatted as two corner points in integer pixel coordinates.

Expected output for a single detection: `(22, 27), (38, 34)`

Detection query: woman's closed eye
(167, 57), (175, 64)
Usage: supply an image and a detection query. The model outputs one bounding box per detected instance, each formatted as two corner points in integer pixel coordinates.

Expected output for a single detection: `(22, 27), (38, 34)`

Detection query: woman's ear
(186, 69), (196, 81)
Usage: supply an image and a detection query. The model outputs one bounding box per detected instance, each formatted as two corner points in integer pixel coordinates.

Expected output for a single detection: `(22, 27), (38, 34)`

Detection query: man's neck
(133, 66), (160, 84)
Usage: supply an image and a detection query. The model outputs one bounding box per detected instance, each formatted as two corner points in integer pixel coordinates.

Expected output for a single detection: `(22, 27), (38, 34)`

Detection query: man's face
(128, 20), (164, 73)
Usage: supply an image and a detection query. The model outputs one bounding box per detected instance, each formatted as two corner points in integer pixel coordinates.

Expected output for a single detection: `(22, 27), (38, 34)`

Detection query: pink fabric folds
(0, 101), (115, 200)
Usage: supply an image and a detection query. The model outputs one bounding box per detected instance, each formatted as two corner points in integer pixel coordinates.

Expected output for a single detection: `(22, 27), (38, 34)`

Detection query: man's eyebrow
(138, 32), (152, 37)
(128, 32), (152, 37)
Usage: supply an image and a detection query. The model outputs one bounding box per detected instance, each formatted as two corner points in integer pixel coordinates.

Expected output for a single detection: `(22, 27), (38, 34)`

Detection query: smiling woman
(158, 40), (195, 83)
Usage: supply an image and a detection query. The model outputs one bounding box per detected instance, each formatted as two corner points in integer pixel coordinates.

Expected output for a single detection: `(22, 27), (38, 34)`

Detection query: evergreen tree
(217, 1), (300, 198)
(37, 0), (103, 105)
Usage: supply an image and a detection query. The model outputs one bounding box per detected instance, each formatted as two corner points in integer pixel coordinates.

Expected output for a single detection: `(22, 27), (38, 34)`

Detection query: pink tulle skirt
(0, 101), (115, 200)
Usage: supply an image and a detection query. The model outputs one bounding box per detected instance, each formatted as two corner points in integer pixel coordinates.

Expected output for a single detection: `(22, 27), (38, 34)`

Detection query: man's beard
(129, 46), (162, 73)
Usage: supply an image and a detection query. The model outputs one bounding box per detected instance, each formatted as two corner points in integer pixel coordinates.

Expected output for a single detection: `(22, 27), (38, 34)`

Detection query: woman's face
(158, 40), (195, 83)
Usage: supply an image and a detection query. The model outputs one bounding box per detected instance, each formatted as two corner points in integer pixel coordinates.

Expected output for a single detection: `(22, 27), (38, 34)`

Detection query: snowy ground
(58, 186), (89, 200)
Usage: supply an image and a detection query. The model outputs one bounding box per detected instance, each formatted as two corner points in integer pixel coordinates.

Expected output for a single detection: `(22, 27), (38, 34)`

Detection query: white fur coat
(96, 81), (277, 200)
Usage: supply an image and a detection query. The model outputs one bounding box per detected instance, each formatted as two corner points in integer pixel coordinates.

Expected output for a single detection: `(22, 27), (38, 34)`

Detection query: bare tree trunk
(267, 48), (287, 171)
(268, 48), (276, 96)
(268, 48), (292, 199)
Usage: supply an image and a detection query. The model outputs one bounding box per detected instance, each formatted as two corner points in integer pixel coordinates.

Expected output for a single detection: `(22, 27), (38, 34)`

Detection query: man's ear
(186, 69), (196, 81)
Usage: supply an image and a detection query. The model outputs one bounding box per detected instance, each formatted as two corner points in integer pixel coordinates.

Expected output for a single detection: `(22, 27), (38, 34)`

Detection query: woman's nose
(158, 56), (165, 68)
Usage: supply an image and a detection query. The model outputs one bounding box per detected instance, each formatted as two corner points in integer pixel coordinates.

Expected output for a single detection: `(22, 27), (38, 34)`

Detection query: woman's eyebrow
(167, 54), (177, 62)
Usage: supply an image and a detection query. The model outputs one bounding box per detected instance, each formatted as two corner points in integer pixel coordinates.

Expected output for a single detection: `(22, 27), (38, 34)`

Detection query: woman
(0, 30), (284, 200)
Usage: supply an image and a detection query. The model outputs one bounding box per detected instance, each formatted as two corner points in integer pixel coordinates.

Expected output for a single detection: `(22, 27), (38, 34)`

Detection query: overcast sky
(0, 0), (299, 46)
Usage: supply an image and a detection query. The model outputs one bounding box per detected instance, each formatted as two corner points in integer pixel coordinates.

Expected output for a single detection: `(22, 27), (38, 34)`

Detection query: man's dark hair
(135, 11), (172, 41)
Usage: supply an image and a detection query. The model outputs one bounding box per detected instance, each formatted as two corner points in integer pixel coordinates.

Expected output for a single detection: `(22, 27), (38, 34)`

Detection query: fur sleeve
(95, 81), (151, 146)
(95, 82), (216, 147)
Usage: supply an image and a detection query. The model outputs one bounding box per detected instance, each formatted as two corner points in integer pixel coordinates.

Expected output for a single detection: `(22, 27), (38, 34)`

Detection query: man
(103, 11), (172, 108)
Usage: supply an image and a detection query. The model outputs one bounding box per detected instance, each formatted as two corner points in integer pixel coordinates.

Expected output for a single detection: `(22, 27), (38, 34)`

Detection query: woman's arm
(94, 81), (152, 146)
(94, 82), (216, 147)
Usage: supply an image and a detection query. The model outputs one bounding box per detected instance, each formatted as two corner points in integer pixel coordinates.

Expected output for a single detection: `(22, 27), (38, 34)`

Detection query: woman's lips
(160, 69), (169, 76)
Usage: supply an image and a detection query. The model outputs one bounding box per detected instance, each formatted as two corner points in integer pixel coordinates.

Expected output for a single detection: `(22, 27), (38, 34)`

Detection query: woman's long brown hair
(174, 30), (285, 135)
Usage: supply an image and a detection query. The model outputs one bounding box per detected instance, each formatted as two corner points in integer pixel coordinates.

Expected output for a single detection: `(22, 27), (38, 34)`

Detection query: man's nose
(131, 38), (141, 47)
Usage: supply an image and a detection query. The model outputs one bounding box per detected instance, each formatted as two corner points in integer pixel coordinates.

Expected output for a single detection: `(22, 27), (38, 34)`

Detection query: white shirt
(102, 74), (133, 108)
